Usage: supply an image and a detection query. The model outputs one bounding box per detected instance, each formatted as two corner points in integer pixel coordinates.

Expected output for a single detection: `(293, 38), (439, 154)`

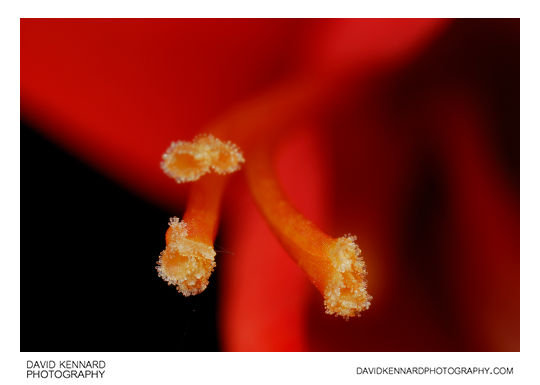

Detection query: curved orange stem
(245, 139), (371, 318)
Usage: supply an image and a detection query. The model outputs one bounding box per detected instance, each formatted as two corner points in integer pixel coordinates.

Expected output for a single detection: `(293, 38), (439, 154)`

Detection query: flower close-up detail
(21, 18), (519, 352)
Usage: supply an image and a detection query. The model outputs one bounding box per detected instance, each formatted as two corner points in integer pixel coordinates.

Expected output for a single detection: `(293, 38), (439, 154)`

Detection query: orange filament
(245, 141), (372, 318)
(161, 134), (245, 183)
(158, 133), (243, 294)
(156, 174), (227, 296)
(156, 73), (369, 313)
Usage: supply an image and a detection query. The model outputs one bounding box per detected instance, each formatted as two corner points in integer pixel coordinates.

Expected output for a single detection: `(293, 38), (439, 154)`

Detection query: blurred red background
(20, 18), (519, 351)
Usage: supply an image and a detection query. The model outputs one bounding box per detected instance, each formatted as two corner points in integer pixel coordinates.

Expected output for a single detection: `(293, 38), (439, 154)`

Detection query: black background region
(20, 121), (220, 352)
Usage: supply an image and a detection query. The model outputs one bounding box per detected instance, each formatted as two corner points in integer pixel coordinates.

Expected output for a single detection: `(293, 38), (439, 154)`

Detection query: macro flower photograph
(20, 18), (519, 352)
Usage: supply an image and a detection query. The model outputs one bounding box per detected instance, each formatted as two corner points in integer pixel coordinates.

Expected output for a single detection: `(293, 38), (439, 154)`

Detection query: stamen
(156, 217), (216, 296)
(156, 174), (227, 296)
(245, 141), (372, 318)
(324, 234), (371, 318)
(161, 134), (245, 183)
(157, 74), (357, 302)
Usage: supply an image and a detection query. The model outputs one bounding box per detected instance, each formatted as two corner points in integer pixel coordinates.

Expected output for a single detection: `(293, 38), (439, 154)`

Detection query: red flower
(21, 18), (519, 351)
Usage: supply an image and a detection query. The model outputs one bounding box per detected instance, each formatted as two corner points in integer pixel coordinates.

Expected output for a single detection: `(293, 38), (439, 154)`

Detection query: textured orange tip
(161, 133), (245, 183)
(156, 174), (226, 296)
(245, 144), (372, 318)
(323, 235), (371, 317)
(156, 217), (216, 296)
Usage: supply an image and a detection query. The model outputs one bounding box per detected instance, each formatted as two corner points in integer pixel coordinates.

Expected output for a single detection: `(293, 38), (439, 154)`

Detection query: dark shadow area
(20, 120), (220, 351)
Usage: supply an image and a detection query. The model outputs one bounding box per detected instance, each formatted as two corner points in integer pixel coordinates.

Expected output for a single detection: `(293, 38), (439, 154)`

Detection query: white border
(14, 0), (524, 18)
(3, 1), (538, 384)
